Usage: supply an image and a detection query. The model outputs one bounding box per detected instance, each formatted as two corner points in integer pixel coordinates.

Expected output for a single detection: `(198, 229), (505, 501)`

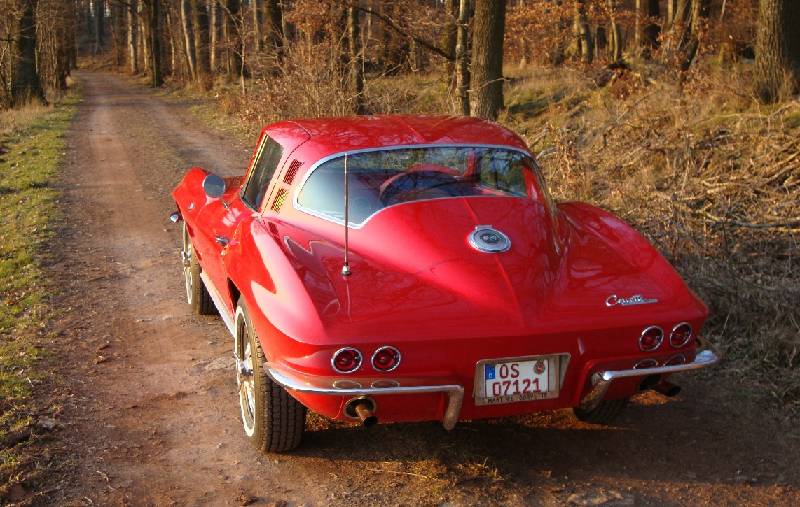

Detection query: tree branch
(352, 5), (454, 61)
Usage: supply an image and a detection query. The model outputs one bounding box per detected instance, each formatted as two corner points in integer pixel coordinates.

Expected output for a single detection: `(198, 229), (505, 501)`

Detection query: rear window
(296, 146), (548, 225)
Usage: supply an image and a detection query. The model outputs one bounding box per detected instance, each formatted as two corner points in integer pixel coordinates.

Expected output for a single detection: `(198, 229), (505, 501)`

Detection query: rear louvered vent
(283, 159), (302, 184)
(271, 188), (288, 213)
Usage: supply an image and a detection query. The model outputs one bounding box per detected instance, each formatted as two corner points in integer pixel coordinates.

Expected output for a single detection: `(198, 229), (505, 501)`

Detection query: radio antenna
(341, 153), (352, 277)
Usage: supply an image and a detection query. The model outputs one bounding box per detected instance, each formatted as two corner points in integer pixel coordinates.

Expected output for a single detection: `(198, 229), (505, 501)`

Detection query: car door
(195, 134), (284, 307)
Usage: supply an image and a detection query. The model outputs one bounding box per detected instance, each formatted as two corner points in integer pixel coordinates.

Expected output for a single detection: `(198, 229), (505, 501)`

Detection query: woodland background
(1, 0), (799, 408)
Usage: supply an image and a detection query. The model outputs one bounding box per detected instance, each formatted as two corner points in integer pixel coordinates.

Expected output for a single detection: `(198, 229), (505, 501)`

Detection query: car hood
(280, 197), (702, 342)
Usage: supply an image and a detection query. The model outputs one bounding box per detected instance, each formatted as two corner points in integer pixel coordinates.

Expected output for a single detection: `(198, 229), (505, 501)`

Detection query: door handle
(215, 235), (230, 246)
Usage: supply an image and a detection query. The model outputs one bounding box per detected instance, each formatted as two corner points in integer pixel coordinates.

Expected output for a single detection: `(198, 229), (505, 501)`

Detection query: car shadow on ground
(289, 379), (798, 492)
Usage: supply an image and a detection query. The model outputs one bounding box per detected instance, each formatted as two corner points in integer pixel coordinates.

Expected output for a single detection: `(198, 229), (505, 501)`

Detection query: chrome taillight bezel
(331, 347), (363, 374)
(371, 345), (401, 372)
(638, 325), (664, 352)
(665, 354), (687, 366)
(634, 358), (659, 369)
(669, 322), (693, 348)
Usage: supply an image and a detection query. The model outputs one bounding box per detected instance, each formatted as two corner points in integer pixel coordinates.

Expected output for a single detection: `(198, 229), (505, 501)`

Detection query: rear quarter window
(241, 136), (284, 210)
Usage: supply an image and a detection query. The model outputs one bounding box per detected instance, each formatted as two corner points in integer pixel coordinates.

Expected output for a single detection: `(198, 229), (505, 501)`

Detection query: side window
(241, 136), (284, 210)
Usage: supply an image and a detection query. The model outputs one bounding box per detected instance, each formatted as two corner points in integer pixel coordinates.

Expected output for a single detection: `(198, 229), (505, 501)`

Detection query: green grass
(0, 91), (79, 488)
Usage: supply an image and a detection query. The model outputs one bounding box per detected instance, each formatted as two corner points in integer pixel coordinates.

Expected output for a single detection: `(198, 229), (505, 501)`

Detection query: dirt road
(41, 71), (800, 506)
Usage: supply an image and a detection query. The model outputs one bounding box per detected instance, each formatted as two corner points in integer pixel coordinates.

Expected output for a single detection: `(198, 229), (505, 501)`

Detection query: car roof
(264, 115), (530, 161)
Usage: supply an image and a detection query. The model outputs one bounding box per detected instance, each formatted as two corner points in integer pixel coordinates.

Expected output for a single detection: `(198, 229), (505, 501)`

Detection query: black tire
(182, 222), (216, 315)
(573, 398), (628, 425)
(235, 300), (306, 453)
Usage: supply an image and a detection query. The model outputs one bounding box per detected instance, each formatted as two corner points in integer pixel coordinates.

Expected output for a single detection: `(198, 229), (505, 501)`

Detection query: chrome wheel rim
(237, 338), (256, 436)
(182, 225), (193, 304)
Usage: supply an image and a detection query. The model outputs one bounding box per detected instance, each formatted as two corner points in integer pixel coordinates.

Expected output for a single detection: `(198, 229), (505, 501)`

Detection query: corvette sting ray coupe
(170, 115), (719, 453)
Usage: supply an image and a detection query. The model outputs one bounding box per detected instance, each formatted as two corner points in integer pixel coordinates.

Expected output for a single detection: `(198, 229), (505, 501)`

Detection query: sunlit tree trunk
(607, 0), (623, 64)
(180, 0), (196, 79)
(128, 0), (140, 74)
(348, 6), (365, 114)
(455, 0), (471, 115)
(209, 0), (219, 71)
(252, 0), (262, 52)
(442, 0), (458, 89)
(470, 0), (506, 120)
(574, 0), (593, 64)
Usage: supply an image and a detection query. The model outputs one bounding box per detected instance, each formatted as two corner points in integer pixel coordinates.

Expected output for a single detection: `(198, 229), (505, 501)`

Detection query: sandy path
(44, 71), (800, 506)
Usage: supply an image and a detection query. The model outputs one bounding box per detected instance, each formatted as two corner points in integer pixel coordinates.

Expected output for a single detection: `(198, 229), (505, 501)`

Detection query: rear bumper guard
(263, 362), (465, 430)
(579, 348), (721, 411)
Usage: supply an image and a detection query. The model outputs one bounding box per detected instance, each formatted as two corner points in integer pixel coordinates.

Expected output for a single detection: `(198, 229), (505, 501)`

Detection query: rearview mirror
(202, 174), (226, 199)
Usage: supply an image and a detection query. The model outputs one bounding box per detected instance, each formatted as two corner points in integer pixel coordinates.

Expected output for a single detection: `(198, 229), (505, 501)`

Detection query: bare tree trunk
(442, 0), (458, 89)
(643, 0), (660, 51)
(348, 6), (365, 114)
(607, 0), (623, 64)
(94, 0), (105, 53)
(252, 0), (262, 52)
(191, 0), (210, 87)
(111, 1), (125, 67)
(167, 10), (178, 77)
(574, 0), (593, 64)
(470, 0), (506, 120)
(665, 0), (676, 27)
(128, 0), (140, 73)
(12, 0), (46, 106)
(455, 0), (471, 115)
(264, 0), (284, 63)
(180, 0), (196, 79)
(754, 0), (800, 102)
(146, 0), (163, 86)
(140, 5), (149, 73)
(225, 0), (243, 77)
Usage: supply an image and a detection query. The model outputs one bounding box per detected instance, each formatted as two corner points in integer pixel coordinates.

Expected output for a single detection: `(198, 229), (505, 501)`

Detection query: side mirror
(202, 174), (226, 199)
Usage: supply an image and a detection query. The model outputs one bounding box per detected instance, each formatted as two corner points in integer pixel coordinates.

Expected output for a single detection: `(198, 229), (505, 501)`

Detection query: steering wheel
(379, 171), (461, 205)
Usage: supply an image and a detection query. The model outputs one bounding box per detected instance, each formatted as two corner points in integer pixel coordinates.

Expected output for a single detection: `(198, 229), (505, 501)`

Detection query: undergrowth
(178, 56), (798, 413)
(0, 91), (78, 498)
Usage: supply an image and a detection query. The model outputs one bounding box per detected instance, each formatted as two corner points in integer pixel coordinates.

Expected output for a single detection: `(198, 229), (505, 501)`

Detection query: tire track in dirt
(45, 71), (800, 506)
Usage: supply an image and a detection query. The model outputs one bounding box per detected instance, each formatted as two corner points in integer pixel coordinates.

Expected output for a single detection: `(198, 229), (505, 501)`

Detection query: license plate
(474, 355), (563, 406)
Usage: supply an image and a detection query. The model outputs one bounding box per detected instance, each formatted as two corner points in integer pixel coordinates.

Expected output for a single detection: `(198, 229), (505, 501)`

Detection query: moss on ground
(0, 91), (79, 490)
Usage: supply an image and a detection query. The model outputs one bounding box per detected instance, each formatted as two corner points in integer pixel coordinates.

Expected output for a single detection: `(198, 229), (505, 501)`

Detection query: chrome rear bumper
(263, 362), (465, 430)
(579, 348), (720, 411)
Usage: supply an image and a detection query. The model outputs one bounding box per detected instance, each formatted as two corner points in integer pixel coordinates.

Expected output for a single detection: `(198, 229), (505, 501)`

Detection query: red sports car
(170, 115), (719, 453)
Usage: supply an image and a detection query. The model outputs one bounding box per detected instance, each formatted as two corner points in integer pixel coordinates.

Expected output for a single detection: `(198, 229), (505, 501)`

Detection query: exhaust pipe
(654, 380), (681, 397)
(345, 397), (378, 428)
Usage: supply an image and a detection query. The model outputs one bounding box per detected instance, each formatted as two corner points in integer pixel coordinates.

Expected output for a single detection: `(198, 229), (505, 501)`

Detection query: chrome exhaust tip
(344, 397), (378, 428)
(654, 380), (681, 397)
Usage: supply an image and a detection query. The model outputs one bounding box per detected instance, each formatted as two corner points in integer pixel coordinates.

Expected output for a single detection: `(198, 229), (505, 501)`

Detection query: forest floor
(4, 70), (800, 506)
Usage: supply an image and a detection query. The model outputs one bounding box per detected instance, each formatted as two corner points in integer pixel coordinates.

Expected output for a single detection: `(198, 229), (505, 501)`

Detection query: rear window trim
(292, 143), (536, 229)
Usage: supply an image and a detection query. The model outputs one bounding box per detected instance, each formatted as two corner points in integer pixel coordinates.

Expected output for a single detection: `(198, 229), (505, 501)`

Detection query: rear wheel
(235, 300), (306, 453)
(573, 398), (628, 425)
(182, 222), (216, 315)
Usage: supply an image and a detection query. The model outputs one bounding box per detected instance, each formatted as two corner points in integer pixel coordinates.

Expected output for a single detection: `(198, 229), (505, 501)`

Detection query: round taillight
(669, 322), (693, 348)
(634, 358), (658, 369)
(331, 347), (362, 373)
(371, 346), (401, 372)
(665, 354), (686, 366)
(639, 326), (664, 352)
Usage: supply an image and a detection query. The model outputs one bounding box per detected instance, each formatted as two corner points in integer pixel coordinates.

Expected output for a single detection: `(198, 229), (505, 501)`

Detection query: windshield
(296, 146), (549, 225)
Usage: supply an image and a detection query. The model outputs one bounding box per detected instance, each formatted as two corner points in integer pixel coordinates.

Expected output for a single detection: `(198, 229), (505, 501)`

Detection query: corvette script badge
(605, 294), (658, 307)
